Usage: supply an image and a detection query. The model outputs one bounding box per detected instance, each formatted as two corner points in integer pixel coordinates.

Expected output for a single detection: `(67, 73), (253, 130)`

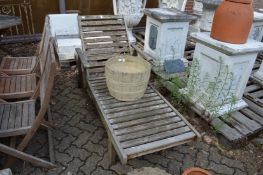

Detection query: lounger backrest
(39, 17), (52, 74)
(78, 15), (131, 80)
(39, 39), (56, 107)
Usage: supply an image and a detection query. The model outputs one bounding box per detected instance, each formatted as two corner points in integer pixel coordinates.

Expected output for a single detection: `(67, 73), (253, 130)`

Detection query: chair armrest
(0, 99), (8, 104)
(75, 48), (89, 68)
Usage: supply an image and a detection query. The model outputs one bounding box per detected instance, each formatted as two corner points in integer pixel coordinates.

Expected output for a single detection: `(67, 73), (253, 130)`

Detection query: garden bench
(76, 15), (201, 164)
(0, 39), (57, 169)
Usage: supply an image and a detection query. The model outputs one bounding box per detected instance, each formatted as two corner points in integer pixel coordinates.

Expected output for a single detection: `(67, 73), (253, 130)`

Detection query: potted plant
(183, 167), (212, 175)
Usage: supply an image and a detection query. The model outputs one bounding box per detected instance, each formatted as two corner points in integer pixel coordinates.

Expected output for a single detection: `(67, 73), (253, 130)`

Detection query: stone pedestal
(196, 0), (222, 32)
(144, 8), (195, 67)
(249, 12), (263, 41)
(158, 0), (187, 11)
(184, 33), (263, 117)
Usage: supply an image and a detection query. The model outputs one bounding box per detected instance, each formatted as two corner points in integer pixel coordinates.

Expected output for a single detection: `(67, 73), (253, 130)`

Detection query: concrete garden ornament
(112, 0), (147, 43)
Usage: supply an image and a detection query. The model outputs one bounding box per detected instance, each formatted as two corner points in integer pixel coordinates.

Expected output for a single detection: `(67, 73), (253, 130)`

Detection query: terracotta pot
(210, 0), (253, 44)
(182, 167), (212, 175)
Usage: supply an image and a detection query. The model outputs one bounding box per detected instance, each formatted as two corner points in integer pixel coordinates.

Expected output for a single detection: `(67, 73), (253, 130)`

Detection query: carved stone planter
(158, 0), (187, 11)
(196, 0), (222, 32)
(113, 0), (147, 43)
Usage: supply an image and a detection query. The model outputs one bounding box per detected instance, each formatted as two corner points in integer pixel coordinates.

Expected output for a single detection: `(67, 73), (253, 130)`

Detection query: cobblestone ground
(7, 68), (262, 175)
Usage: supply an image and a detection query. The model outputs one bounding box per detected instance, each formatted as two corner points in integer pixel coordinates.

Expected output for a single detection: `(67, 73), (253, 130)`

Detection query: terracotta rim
(183, 167), (212, 175)
(226, 0), (252, 4)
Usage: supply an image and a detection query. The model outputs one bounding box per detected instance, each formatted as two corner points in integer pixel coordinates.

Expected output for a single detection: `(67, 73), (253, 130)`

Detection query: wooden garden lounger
(0, 17), (50, 76)
(0, 22), (52, 100)
(76, 15), (201, 164)
(0, 40), (57, 169)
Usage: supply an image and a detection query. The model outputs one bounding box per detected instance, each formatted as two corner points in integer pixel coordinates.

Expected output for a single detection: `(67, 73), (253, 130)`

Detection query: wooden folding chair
(0, 17), (50, 76)
(0, 23), (52, 101)
(0, 40), (57, 169)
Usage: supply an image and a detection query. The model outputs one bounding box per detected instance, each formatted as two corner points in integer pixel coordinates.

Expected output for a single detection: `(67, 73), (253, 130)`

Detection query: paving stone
(83, 140), (106, 156)
(62, 125), (82, 137)
(128, 159), (154, 169)
(57, 135), (76, 152)
(167, 160), (183, 175)
(80, 153), (102, 174)
(61, 157), (84, 175)
(234, 169), (247, 175)
(221, 157), (245, 171)
(144, 154), (170, 168)
(181, 155), (195, 172)
(195, 150), (209, 168)
(207, 161), (235, 175)
(89, 128), (107, 144)
(92, 167), (117, 175)
(72, 131), (92, 147)
(55, 151), (73, 166)
(209, 147), (222, 163)
(110, 162), (134, 175)
(78, 121), (98, 133)
(163, 150), (184, 161)
(53, 129), (67, 141)
(66, 145), (91, 161)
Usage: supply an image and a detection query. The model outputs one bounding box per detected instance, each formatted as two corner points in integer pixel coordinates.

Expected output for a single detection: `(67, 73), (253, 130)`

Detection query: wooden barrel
(105, 55), (151, 101)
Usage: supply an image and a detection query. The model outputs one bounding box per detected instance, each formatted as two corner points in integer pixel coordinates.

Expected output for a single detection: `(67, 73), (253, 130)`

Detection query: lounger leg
(108, 138), (116, 165)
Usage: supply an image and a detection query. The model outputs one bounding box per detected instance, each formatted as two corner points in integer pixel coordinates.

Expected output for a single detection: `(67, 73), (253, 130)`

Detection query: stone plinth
(144, 8), (195, 67)
(184, 32), (263, 117)
(196, 0), (222, 32)
(49, 14), (82, 62)
(249, 12), (263, 41)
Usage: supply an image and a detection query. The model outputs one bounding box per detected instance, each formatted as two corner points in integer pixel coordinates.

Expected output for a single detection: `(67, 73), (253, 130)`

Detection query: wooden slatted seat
(77, 15), (200, 164)
(0, 39), (57, 169)
(0, 74), (36, 100)
(0, 17), (50, 75)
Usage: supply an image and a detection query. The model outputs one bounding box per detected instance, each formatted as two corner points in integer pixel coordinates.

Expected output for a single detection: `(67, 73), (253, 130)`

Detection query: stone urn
(158, 0), (187, 11)
(211, 0), (254, 44)
(113, 0), (147, 43)
(196, 0), (222, 32)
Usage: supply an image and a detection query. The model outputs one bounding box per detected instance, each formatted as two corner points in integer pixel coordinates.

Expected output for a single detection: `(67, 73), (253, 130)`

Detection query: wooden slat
(222, 115), (251, 135)
(109, 108), (173, 124)
(121, 126), (191, 149)
(15, 103), (23, 128)
(102, 96), (161, 109)
(83, 31), (127, 37)
(4, 77), (11, 93)
(0, 78), (5, 93)
(114, 117), (181, 136)
(107, 103), (169, 119)
(87, 47), (129, 55)
(105, 100), (165, 114)
(28, 101), (35, 125)
(22, 102), (29, 127)
(26, 75), (32, 91)
(81, 20), (124, 26)
(112, 112), (177, 129)
(9, 76), (16, 93)
(1, 104), (10, 130)
(246, 90), (263, 99)
(7, 103), (16, 129)
(118, 121), (186, 142)
(243, 98), (263, 116)
(231, 111), (261, 132)
(86, 42), (129, 49)
(244, 84), (261, 93)
(20, 75), (26, 92)
(81, 15), (123, 20)
(84, 36), (127, 43)
(82, 26), (126, 32)
(0, 105), (5, 129)
(124, 132), (196, 157)
(15, 76), (21, 92)
(13, 58), (19, 69)
(240, 108), (263, 125)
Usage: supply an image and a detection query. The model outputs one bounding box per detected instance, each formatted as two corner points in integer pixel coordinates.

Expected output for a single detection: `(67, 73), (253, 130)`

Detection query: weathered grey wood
(114, 117), (181, 136)
(118, 121), (186, 142)
(108, 104), (169, 119)
(243, 97), (263, 115)
(121, 126), (191, 149)
(82, 20), (124, 26)
(84, 36), (127, 43)
(83, 31), (127, 37)
(86, 42), (129, 49)
(82, 26), (126, 32)
(2, 104), (10, 130)
(211, 118), (242, 141)
(87, 47), (129, 55)
(124, 132), (196, 158)
(221, 115), (251, 135)
(108, 137), (117, 165)
(0, 143), (56, 169)
(240, 108), (263, 125)
(231, 111), (261, 132)
(8, 104), (16, 129)
(109, 108), (173, 124)
(81, 15), (123, 20)
(112, 112), (177, 129)
(15, 103), (23, 128)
